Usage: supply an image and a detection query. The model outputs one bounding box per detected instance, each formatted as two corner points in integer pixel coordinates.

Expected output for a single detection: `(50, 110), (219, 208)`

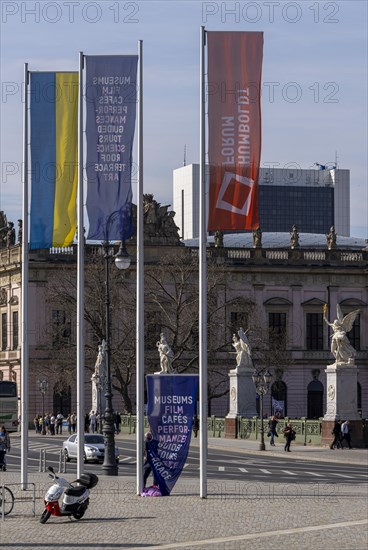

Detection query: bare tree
(45, 247), (136, 413)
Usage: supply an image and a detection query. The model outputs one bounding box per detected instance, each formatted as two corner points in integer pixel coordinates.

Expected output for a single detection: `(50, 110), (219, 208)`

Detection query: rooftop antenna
(183, 144), (186, 166)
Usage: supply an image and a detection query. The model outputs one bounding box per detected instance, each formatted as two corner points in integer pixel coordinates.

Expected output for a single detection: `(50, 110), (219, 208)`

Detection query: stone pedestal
(322, 363), (365, 447)
(323, 363), (360, 421)
(225, 368), (257, 438)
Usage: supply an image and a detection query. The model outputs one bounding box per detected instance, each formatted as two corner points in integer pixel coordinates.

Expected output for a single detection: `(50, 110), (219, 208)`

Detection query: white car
(62, 434), (120, 464)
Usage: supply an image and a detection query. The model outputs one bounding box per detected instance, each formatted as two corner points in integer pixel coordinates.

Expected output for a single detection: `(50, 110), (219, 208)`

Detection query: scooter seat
(65, 486), (86, 497)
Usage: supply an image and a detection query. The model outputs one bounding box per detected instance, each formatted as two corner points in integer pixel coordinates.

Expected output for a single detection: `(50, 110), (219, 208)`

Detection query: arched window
(53, 384), (71, 416)
(271, 381), (287, 417)
(307, 380), (324, 419)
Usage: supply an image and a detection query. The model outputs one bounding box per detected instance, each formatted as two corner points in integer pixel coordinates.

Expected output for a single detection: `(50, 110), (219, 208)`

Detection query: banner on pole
(85, 55), (138, 241)
(146, 374), (199, 496)
(207, 31), (263, 231)
(30, 72), (78, 249)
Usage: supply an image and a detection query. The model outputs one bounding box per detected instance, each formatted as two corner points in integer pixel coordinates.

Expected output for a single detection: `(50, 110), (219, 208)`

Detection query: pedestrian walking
(50, 414), (56, 435)
(84, 413), (90, 433)
(34, 415), (40, 433)
(71, 413), (77, 433)
(0, 426), (11, 471)
(341, 420), (352, 449)
(115, 412), (121, 434)
(66, 414), (72, 435)
(143, 432), (157, 488)
(89, 411), (96, 434)
(283, 423), (295, 452)
(330, 420), (343, 449)
(268, 415), (279, 446)
(56, 413), (64, 435)
(192, 414), (199, 438)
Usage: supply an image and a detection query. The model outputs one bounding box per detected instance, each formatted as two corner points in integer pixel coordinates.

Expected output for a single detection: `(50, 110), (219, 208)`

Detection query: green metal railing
(119, 414), (323, 444)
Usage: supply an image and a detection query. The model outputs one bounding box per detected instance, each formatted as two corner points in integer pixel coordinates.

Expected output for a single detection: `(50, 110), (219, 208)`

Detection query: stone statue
(326, 225), (337, 250)
(94, 340), (107, 376)
(323, 304), (360, 365)
(231, 327), (253, 370)
(0, 211), (7, 248)
(156, 333), (174, 373)
(253, 226), (262, 248)
(214, 231), (224, 248)
(6, 222), (16, 248)
(91, 340), (107, 418)
(17, 220), (22, 244)
(290, 224), (300, 249)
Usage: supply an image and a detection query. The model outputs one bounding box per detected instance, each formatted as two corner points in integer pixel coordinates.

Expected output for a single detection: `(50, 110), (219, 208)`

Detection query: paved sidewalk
(1, 432), (367, 549)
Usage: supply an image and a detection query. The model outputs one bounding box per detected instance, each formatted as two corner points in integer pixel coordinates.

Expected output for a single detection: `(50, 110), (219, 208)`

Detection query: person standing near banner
(143, 432), (157, 488)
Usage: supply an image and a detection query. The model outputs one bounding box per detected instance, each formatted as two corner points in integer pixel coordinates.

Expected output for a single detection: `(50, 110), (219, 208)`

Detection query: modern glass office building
(173, 164), (350, 239)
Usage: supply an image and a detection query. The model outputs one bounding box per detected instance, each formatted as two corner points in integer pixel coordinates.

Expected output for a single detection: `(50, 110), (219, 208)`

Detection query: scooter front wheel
(40, 509), (51, 524)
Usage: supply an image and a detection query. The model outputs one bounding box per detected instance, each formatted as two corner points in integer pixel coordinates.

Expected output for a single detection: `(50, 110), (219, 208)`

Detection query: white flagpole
(77, 51), (85, 478)
(21, 62), (29, 490)
(136, 39), (144, 495)
(199, 26), (208, 499)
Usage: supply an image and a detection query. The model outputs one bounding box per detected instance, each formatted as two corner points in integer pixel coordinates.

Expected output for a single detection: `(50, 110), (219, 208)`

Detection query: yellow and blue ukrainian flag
(30, 72), (78, 249)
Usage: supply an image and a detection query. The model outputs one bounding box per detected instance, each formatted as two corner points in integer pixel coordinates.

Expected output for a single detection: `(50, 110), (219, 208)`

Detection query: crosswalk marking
(259, 469), (271, 474)
(239, 468), (248, 473)
(281, 470), (297, 476)
(219, 466), (225, 471)
(330, 473), (353, 479)
(305, 471), (324, 477)
(12, 441), (61, 454)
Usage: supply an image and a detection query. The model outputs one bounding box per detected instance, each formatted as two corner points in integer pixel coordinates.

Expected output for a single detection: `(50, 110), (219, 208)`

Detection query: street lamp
(38, 379), (48, 436)
(252, 369), (272, 451)
(102, 239), (130, 475)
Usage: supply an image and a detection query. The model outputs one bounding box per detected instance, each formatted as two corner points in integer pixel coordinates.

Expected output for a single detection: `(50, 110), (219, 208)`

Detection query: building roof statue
(253, 226), (262, 248)
(214, 231), (224, 248)
(290, 224), (300, 249)
(326, 225), (337, 250)
(131, 195), (181, 244)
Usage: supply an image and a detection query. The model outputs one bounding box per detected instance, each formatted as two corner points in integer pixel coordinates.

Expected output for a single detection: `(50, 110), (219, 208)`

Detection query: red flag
(207, 31), (263, 231)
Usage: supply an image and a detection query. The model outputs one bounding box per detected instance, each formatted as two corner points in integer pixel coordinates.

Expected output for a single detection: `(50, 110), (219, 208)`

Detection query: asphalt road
(7, 435), (368, 485)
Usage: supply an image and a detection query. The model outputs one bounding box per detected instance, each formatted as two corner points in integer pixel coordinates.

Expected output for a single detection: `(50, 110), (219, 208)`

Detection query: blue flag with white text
(146, 374), (199, 496)
(85, 55), (138, 241)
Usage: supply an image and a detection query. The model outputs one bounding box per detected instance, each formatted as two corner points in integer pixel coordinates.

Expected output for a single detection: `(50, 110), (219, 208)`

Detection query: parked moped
(40, 466), (98, 523)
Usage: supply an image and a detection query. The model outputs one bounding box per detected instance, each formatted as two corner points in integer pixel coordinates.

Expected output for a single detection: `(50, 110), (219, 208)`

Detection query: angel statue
(232, 327), (253, 370)
(323, 304), (360, 365)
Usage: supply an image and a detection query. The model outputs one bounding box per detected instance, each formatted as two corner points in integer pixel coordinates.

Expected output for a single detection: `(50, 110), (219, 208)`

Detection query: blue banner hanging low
(146, 374), (199, 496)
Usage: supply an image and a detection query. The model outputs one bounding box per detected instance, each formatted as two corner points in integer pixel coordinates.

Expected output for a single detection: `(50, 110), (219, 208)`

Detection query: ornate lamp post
(95, 373), (106, 435)
(38, 379), (48, 436)
(252, 369), (272, 451)
(102, 239), (130, 475)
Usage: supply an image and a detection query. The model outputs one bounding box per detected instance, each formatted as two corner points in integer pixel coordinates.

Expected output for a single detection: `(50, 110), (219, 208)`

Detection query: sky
(1, 0), (367, 238)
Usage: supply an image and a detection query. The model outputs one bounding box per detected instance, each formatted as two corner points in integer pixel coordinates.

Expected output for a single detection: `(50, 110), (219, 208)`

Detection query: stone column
(225, 368), (257, 438)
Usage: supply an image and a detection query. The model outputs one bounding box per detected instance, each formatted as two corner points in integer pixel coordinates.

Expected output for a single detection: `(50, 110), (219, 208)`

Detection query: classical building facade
(0, 214), (367, 421)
